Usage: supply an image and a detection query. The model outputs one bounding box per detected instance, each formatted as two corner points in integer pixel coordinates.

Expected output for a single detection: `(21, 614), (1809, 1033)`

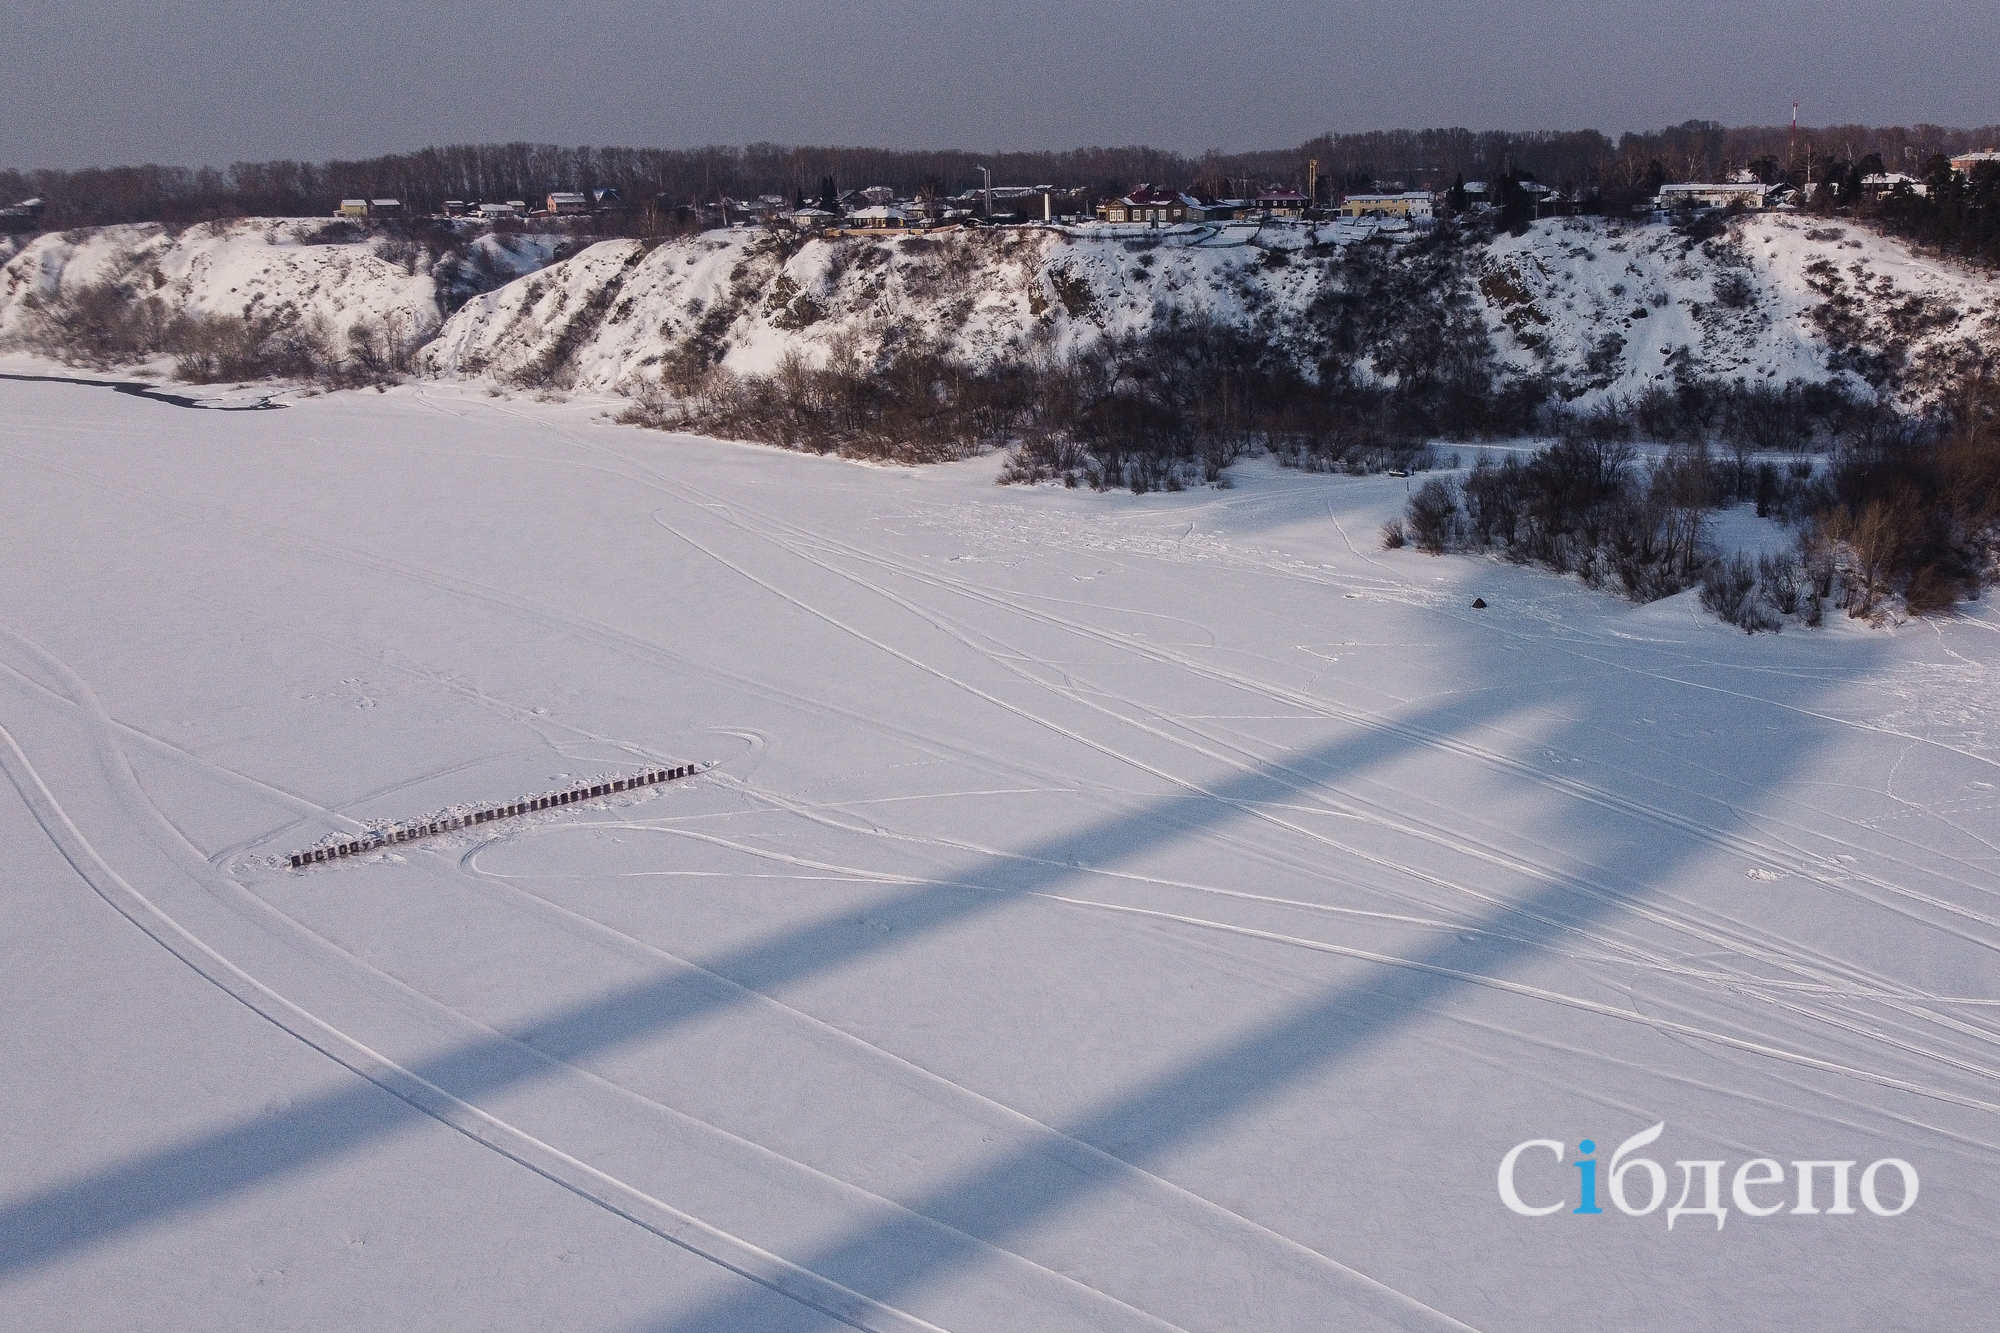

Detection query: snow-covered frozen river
(2, 367), (1994, 1331)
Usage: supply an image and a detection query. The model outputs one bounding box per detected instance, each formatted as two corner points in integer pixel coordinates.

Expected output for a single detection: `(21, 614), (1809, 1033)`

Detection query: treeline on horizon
(5, 121), (1998, 230)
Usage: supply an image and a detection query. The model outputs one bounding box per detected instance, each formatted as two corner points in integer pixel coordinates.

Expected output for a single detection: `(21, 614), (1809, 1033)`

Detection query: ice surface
(1, 367), (1995, 1331)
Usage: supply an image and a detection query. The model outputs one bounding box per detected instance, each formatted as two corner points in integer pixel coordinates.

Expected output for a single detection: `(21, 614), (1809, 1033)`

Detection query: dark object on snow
(0, 371), (286, 410)
(1471, 597), (1487, 608)
(287, 763), (709, 868)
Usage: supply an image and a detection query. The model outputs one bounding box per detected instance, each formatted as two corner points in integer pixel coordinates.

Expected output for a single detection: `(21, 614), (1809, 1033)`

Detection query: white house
(1338, 191), (1435, 219)
(1656, 182), (1775, 210)
(844, 205), (911, 230)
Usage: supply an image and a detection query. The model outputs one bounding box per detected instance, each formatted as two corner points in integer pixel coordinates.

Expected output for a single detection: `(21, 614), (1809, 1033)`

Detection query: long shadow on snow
(0, 371), (286, 410)
(0, 627), (1881, 1324)
(616, 640), (1906, 1330)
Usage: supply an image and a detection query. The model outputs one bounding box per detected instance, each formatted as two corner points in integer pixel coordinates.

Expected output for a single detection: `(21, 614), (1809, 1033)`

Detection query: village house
(1256, 186), (1308, 217)
(1095, 186), (1192, 225)
(0, 198), (42, 233)
(843, 204), (910, 230)
(1337, 191), (1435, 219)
(1950, 151), (2000, 173)
(1179, 192), (1245, 222)
(545, 192), (590, 215)
(1862, 172), (1926, 196)
(1655, 181), (1775, 210)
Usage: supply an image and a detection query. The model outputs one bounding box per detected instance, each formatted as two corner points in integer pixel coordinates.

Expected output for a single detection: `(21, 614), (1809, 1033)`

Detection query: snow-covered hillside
(0, 219), (566, 352)
(2, 375), (1994, 1332)
(418, 219), (1426, 391)
(5, 213), (1992, 419)
(418, 215), (1999, 409)
(1480, 214), (2000, 407)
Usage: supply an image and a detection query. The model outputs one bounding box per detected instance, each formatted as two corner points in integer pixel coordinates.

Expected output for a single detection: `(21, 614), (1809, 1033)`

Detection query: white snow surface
(2, 367), (1996, 1332)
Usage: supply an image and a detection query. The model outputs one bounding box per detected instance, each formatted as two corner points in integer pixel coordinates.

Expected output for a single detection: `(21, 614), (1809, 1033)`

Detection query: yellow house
(1338, 192), (1435, 219)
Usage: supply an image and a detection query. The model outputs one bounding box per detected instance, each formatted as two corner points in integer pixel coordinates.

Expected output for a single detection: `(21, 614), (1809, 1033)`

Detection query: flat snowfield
(1, 372), (1995, 1332)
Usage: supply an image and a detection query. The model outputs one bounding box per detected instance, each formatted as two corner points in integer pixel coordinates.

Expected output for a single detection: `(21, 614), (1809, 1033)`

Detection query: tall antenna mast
(1790, 101), (1799, 171)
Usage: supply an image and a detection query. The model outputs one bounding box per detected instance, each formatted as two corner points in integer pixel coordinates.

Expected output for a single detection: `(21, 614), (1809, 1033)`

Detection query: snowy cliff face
(415, 221), (1457, 392)
(421, 216), (2000, 409)
(5, 215), (1991, 408)
(0, 219), (564, 351)
(1477, 215), (2000, 408)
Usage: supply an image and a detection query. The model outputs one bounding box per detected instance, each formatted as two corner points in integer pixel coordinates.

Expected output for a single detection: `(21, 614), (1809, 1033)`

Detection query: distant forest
(5, 122), (1998, 230)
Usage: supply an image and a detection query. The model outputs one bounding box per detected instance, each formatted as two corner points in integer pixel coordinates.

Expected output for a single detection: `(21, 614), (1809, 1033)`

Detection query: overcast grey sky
(5, 0), (1996, 170)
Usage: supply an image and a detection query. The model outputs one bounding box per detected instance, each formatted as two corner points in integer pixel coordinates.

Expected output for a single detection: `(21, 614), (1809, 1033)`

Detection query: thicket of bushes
(1539, 377), (1896, 456)
(1393, 374), (2000, 628)
(620, 313), (1466, 486)
(1806, 378), (2000, 616)
(11, 278), (432, 386)
(1383, 438), (1714, 602)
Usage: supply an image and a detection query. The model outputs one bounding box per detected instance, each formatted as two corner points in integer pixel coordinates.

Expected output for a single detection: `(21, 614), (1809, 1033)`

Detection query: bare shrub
(1712, 270), (1755, 309)
(1406, 478), (1460, 553)
(1757, 551), (1802, 617)
(1701, 554), (1780, 631)
(16, 281), (171, 366)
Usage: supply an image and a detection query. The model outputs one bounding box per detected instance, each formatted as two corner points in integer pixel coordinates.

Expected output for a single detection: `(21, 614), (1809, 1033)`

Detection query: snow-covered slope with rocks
(0, 219), (566, 350)
(1477, 214), (1999, 407)
(4, 214), (1992, 413)
(419, 215), (1999, 410)
(416, 219), (1433, 391)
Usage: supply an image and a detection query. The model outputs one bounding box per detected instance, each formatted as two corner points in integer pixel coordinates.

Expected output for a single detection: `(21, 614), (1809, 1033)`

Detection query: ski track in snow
(2, 378), (1996, 1332)
(445, 399), (2000, 1115)
(0, 630), (953, 1333)
(0, 442), (1479, 1330)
